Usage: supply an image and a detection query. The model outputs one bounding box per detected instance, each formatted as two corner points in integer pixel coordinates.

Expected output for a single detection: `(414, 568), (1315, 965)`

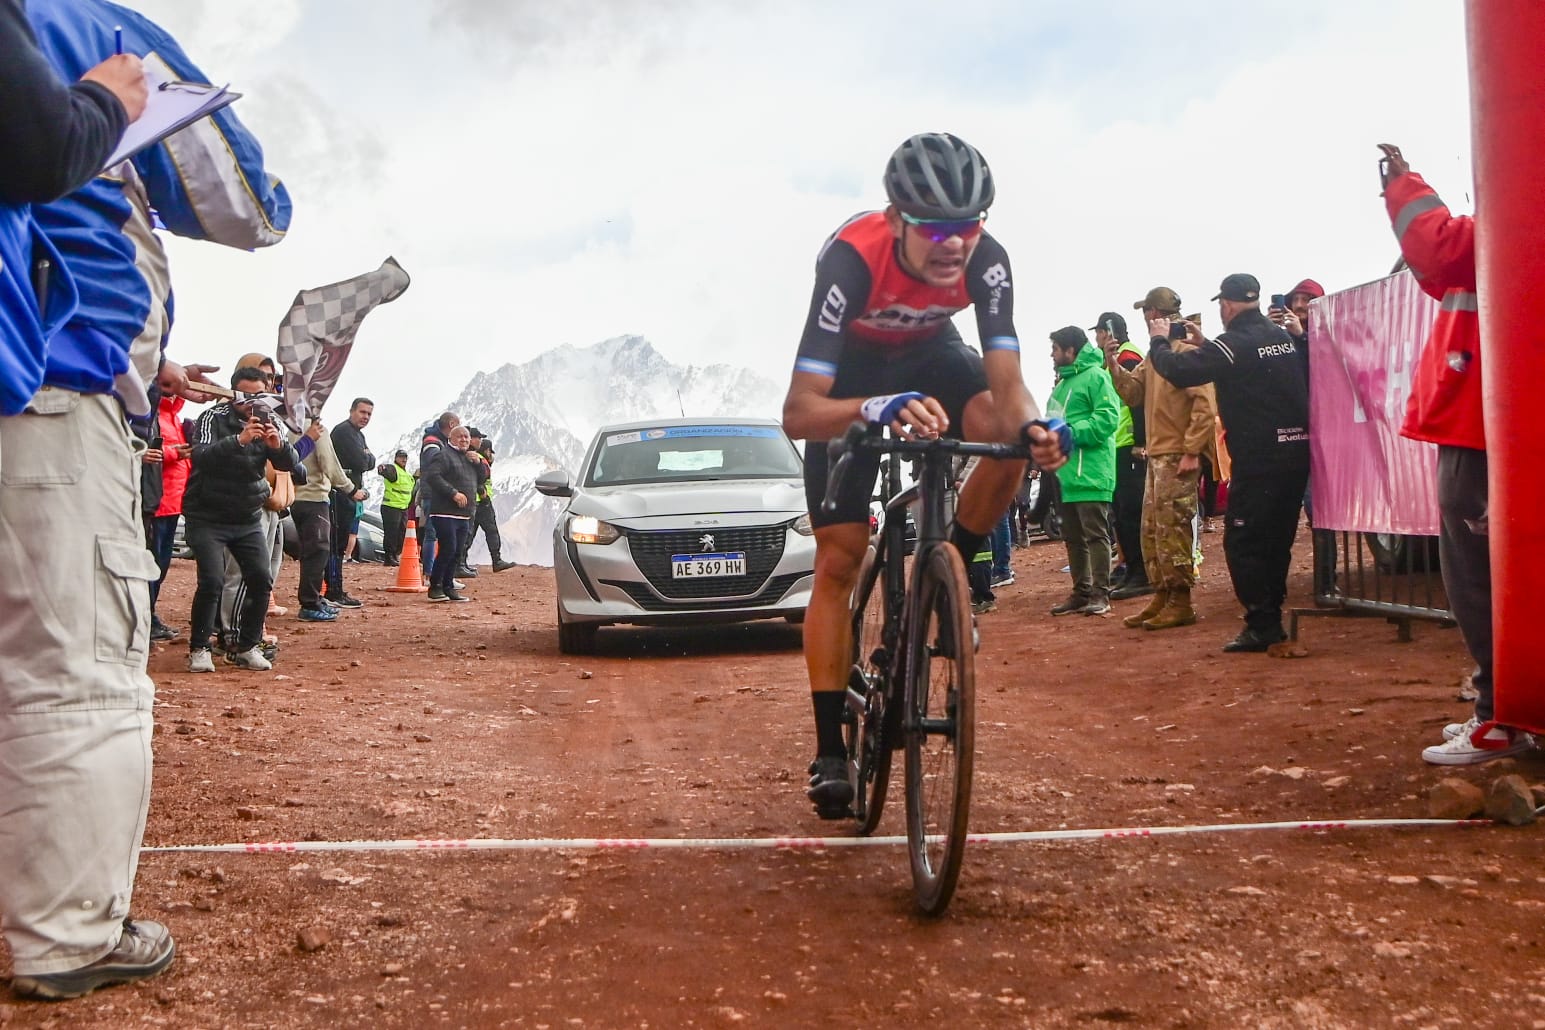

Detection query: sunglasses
(900, 211), (986, 243)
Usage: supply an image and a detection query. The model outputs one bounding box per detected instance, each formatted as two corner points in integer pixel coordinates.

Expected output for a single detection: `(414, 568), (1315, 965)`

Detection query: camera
(1167, 321), (1189, 341)
(253, 407), (273, 426)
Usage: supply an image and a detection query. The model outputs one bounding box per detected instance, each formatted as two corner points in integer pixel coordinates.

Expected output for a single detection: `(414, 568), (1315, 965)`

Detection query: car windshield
(586, 424), (803, 486)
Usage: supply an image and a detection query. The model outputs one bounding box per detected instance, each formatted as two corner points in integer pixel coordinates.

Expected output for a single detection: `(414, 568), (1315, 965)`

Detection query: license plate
(670, 552), (746, 578)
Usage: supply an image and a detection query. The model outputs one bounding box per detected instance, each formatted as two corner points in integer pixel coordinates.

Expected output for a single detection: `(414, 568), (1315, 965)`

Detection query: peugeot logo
(699, 533), (715, 551)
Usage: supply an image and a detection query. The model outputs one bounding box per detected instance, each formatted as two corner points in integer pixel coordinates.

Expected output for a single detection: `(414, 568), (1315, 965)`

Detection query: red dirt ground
(3, 525), (1543, 1029)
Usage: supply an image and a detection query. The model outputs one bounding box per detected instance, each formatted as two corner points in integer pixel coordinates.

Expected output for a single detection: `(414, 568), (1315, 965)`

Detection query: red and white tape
(142, 816), (1500, 855)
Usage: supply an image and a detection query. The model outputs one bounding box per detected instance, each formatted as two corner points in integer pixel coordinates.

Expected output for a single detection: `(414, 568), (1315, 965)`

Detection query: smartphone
(149, 435), (163, 451)
(1168, 321), (1189, 341)
(1270, 293), (1288, 310)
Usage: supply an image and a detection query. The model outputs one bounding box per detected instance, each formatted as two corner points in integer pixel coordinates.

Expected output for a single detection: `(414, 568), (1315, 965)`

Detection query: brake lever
(821, 420), (873, 513)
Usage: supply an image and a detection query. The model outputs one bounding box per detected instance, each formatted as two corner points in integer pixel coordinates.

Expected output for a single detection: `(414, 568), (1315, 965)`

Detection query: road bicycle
(824, 421), (1031, 915)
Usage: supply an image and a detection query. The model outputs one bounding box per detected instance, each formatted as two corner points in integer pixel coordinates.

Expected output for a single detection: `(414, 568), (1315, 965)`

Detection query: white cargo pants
(0, 390), (159, 975)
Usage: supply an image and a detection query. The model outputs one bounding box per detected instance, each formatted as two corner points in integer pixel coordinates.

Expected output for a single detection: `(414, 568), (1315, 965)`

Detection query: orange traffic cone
(386, 519), (428, 593)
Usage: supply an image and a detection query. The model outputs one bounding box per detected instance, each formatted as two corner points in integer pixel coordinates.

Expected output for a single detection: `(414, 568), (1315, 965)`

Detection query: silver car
(536, 417), (816, 654)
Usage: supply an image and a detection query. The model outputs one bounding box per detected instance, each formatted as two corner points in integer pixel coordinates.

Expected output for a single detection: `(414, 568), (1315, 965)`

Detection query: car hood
(569, 479), (807, 526)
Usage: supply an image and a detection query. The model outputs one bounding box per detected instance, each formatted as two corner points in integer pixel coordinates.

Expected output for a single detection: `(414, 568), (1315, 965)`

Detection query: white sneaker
(187, 648), (215, 673)
(1423, 716), (1535, 765)
(229, 646), (272, 671)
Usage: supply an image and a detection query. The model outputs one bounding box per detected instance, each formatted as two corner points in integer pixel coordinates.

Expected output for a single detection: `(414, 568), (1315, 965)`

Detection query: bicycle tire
(845, 543), (895, 834)
(902, 542), (975, 915)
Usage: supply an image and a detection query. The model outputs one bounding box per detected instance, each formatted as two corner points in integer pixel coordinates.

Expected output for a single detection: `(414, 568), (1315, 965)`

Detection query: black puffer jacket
(183, 402), (298, 525)
(421, 444), (487, 518)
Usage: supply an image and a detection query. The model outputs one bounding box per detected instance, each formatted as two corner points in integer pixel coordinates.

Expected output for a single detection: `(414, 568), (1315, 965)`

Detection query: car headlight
(567, 515), (622, 545)
(791, 513), (814, 536)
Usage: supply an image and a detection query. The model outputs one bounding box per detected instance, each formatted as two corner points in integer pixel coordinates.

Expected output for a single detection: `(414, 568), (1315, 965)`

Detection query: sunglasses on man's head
(900, 211), (986, 243)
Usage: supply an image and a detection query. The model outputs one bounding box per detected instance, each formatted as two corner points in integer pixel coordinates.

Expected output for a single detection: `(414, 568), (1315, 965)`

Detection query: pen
(114, 25), (122, 55)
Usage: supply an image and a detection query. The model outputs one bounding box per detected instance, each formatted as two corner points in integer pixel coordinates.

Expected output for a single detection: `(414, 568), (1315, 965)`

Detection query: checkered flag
(275, 256), (410, 429)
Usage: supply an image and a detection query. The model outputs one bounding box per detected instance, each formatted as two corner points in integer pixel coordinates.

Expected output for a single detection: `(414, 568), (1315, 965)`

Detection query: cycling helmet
(883, 132), (995, 219)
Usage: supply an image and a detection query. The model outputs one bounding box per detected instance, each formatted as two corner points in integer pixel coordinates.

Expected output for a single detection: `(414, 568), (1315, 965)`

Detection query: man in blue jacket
(2, 0), (289, 1001)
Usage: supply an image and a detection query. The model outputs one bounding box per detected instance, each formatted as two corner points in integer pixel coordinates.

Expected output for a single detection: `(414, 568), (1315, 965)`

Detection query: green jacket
(1047, 342), (1120, 503)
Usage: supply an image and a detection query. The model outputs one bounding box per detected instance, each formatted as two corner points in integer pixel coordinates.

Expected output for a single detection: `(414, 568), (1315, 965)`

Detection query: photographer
(182, 367), (299, 672)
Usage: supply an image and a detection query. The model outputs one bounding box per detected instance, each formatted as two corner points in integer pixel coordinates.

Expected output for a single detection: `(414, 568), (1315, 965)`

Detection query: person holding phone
(1104, 288), (1219, 632)
(1145, 274), (1311, 653)
(145, 390), (194, 641)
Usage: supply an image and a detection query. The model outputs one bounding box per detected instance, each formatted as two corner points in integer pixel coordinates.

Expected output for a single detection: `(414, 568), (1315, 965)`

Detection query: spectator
(377, 448), (413, 566)
(183, 367), (300, 672)
(422, 425), (487, 603)
(293, 414), (349, 622)
(460, 428), (517, 574)
(1093, 312), (1151, 599)
(1107, 288), (1219, 632)
(215, 351), (284, 654)
(417, 411), (461, 584)
(1146, 274), (1310, 652)
(1045, 326), (1120, 616)
(1271, 278), (1338, 597)
(989, 512), (1014, 588)
(0, 2), (159, 1003)
(146, 391), (193, 640)
(1377, 144), (1535, 763)
(327, 398), (374, 608)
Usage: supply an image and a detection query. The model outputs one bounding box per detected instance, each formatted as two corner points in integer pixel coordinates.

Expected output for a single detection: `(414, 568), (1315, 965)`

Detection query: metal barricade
(1292, 529), (1453, 641)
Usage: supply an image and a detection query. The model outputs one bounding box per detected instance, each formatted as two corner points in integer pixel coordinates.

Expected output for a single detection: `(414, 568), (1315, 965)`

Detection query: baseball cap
(467, 426), (485, 439)
(1049, 325), (1088, 350)
(1211, 273), (1261, 302)
(1089, 311), (1127, 335)
(1287, 278), (1325, 300)
(1132, 287), (1182, 314)
(394, 448), (408, 458)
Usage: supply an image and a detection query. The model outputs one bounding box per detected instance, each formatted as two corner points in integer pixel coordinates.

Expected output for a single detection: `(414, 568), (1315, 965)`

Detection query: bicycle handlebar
(820, 421), (1032, 513)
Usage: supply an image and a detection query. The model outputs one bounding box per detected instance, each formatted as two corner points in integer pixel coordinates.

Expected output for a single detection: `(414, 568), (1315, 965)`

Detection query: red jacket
(1385, 172), (1482, 450)
(155, 394), (191, 517)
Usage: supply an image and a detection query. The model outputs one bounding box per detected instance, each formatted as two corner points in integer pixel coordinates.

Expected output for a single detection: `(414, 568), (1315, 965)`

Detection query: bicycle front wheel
(902, 542), (975, 915)
(845, 543), (895, 834)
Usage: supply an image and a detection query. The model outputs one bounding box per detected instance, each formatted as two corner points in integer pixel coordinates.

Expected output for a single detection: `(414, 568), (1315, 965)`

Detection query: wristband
(860, 392), (925, 427)
(1023, 417), (1074, 457)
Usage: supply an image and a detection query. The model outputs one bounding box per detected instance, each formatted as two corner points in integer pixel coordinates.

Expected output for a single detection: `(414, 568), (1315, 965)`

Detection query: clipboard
(101, 54), (240, 171)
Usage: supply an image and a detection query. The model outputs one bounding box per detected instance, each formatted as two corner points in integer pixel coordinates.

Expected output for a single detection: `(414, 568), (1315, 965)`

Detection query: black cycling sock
(812, 691), (847, 758)
(951, 524), (987, 566)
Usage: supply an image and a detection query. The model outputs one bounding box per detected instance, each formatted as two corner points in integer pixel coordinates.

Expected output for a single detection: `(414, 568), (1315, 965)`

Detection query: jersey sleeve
(792, 238), (872, 380)
(964, 234), (1018, 354)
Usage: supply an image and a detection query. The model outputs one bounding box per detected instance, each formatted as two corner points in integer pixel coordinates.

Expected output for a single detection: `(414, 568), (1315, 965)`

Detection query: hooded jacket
(182, 401), (299, 525)
(1046, 342), (1120, 503)
(154, 393), (191, 517)
(1384, 172), (1480, 450)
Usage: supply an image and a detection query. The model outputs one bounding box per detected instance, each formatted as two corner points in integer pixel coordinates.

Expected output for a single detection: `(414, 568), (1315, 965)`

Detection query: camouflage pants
(1141, 454), (1200, 589)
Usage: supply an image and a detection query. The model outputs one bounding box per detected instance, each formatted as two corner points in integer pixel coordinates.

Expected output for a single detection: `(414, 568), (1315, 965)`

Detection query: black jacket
(330, 419), (373, 493)
(421, 445), (487, 518)
(183, 402), (299, 525)
(1146, 307), (1309, 474)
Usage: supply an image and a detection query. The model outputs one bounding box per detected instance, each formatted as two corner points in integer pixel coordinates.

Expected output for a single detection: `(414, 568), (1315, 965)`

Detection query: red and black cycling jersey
(793, 211), (1019, 378)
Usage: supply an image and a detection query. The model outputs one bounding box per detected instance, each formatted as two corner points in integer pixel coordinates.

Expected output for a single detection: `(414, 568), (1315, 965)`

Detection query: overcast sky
(133, 0), (1474, 452)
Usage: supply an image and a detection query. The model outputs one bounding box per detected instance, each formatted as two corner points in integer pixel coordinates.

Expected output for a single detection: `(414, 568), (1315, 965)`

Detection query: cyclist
(781, 132), (1068, 817)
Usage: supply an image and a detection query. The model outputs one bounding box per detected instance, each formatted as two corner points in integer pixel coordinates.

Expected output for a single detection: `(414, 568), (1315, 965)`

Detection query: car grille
(622, 524), (789, 600)
(601, 572), (808, 613)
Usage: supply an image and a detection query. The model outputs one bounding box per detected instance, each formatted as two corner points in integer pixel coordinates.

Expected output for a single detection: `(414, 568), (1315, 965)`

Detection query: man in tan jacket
(1107, 287), (1218, 630)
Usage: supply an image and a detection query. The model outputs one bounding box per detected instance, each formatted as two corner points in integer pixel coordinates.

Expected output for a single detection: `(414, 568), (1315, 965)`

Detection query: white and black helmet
(883, 132), (995, 219)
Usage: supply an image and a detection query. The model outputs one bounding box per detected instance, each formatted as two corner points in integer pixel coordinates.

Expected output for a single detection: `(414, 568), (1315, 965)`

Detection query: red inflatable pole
(1467, 1), (1545, 731)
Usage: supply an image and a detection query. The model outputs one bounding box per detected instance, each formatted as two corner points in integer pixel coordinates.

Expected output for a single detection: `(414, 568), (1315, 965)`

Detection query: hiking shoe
(456, 565), (479, 579)
(990, 571), (1015, 588)
(492, 560), (516, 572)
(452, 579), (466, 590)
(1081, 598), (1112, 616)
(445, 589), (471, 603)
(972, 599), (997, 615)
(331, 593), (364, 609)
(1423, 717), (1537, 765)
(427, 587), (449, 602)
(298, 605), (338, 622)
(149, 617), (179, 642)
(383, 557), (400, 567)
(229, 646), (272, 671)
(1111, 580), (1156, 601)
(806, 756), (854, 818)
(1050, 595), (1089, 616)
(1221, 626), (1285, 652)
(10, 918), (174, 1001)
(187, 648), (215, 673)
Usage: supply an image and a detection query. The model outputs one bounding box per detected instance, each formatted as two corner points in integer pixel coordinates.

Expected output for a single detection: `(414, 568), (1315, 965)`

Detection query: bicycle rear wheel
(845, 543), (895, 834)
(902, 542), (975, 915)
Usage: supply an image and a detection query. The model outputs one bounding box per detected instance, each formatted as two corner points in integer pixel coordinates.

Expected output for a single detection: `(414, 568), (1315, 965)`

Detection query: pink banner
(1308, 271), (1441, 535)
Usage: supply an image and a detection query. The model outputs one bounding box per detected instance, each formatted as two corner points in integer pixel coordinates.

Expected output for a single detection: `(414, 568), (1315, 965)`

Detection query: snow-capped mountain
(389, 335), (785, 566)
